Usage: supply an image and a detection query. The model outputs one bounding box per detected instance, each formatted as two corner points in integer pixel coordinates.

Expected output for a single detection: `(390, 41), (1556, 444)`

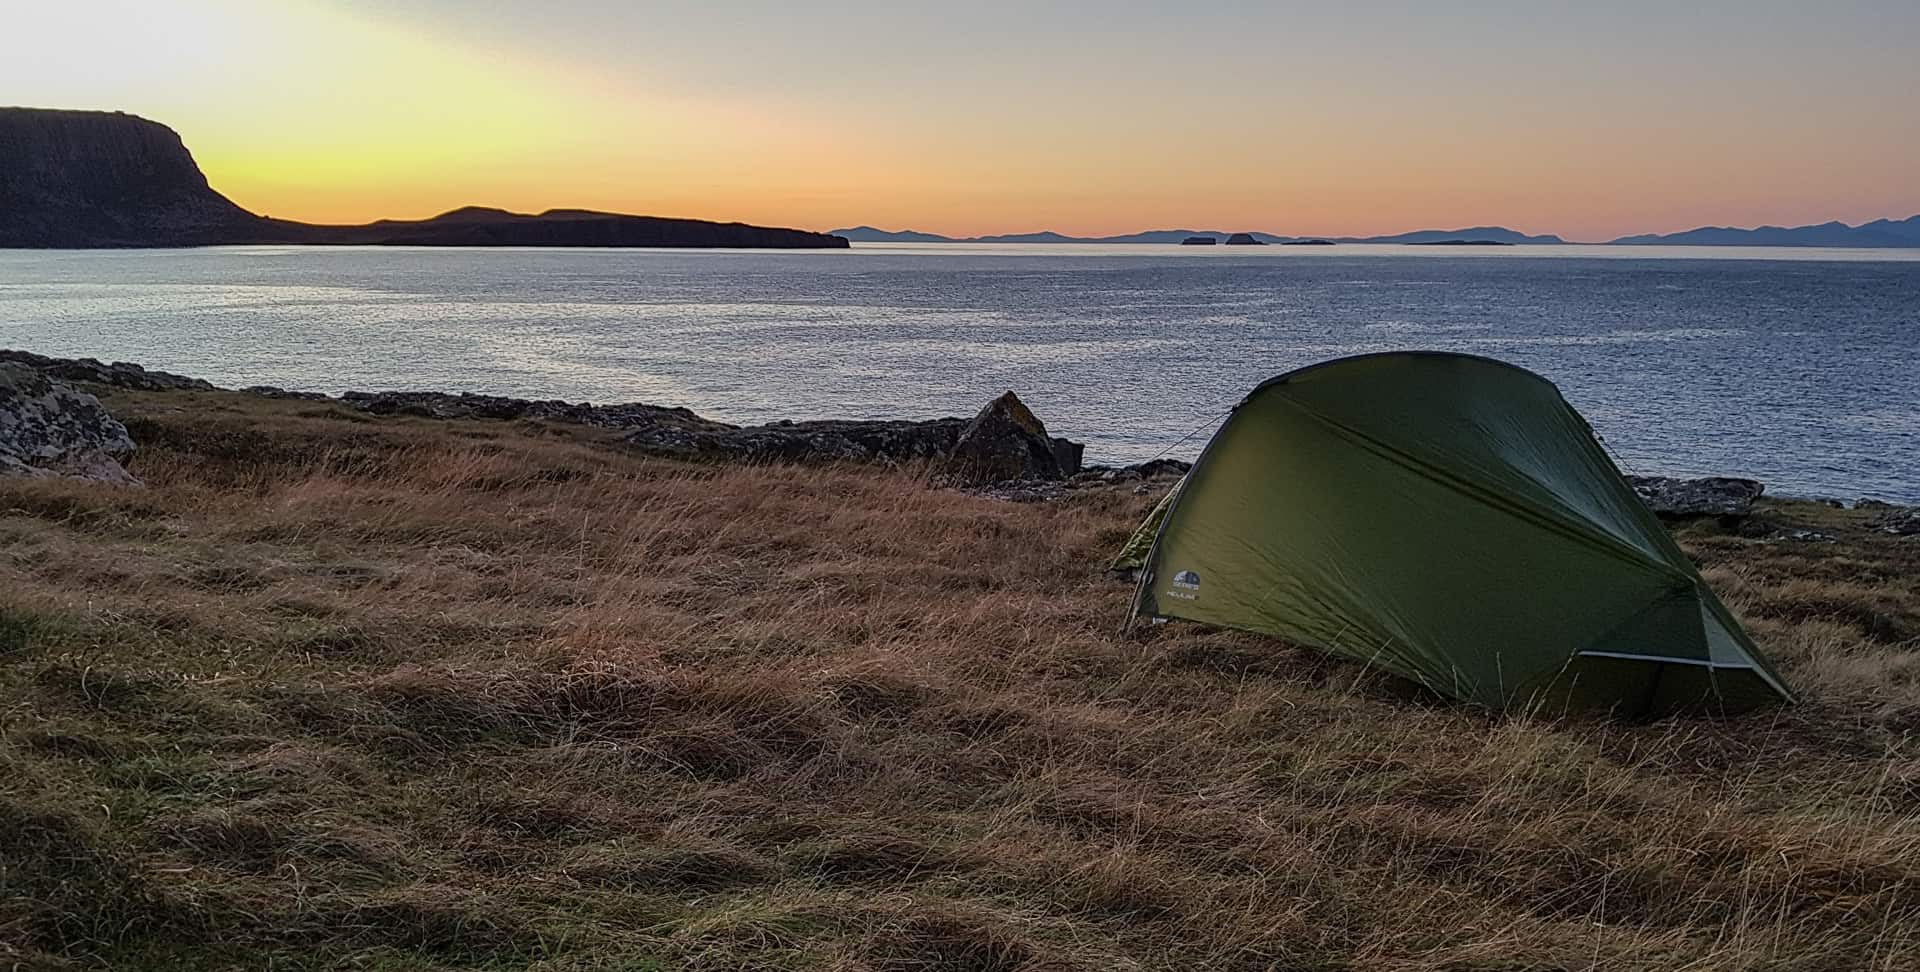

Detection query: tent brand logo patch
(1169, 570), (1201, 599)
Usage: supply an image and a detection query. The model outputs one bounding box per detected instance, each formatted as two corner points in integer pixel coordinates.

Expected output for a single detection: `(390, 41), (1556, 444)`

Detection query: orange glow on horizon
(6, 0), (1916, 243)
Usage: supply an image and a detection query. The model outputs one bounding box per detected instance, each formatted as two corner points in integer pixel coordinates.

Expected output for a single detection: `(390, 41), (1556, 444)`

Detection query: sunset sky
(8, 0), (1918, 240)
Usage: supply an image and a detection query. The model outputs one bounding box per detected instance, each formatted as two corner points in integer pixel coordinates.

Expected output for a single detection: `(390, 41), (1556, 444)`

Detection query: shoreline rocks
(0, 349), (214, 392)
(621, 391), (1086, 482)
(4, 349), (1910, 519)
(625, 415), (966, 465)
(1870, 508), (1920, 536)
(340, 389), (716, 431)
(1, 350), (1096, 480)
(1074, 458), (1190, 484)
(0, 362), (140, 484)
(1626, 475), (1764, 517)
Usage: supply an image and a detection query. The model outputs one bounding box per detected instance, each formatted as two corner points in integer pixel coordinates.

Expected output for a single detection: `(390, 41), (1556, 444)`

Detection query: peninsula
(0, 108), (847, 249)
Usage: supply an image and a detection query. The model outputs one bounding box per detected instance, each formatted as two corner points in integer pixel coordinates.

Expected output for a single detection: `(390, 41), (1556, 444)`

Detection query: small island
(1282, 239), (1336, 246)
(1180, 236), (1218, 245)
(1224, 233), (1266, 245)
(1408, 239), (1515, 246)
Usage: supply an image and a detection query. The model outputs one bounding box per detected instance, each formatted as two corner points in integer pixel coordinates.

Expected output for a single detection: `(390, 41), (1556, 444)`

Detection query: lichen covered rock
(1626, 475), (1763, 517)
(945, 391), (1075, 484)
(0, 349), (214, 392)
(0, 362), (139, 484)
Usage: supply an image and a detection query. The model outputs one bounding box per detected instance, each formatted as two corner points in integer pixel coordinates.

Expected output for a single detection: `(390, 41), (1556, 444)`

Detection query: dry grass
(3, 386), (1917, 971)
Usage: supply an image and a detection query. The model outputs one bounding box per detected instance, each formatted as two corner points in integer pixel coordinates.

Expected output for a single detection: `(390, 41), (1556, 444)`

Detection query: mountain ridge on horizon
(1610, 215), (1920, 247)
(828, 226), (1565, 245)
(832, 216), (1920, 248)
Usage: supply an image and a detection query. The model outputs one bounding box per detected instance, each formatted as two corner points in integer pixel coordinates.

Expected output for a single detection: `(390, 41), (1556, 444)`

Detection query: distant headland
(1609, 218), (1920, 247)
(0, 108), (847, 249)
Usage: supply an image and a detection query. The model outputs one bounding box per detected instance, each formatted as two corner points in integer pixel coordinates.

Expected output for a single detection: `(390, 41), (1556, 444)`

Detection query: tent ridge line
(1270, 396), (1685, 579)
(1241, 350), (1565, 402)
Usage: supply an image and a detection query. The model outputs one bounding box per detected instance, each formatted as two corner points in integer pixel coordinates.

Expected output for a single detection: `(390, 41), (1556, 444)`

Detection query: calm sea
(2, 243), (1916, 502)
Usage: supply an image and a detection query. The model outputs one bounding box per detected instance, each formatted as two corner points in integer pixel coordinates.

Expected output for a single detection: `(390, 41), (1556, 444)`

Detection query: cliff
(0, 108), (847, 249)
(0, 107), (264, 247)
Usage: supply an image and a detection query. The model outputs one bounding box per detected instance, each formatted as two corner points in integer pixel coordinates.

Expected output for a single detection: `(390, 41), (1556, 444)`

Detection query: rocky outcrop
(625, 416), (967, 464)
(0, 363), (138, 484)
(1627, 475), (1764, 517)
(0, 108), (848, 249)
(622, 392), (1085, 479)
(240, 386), (333, 401)
(0, 349), (215, 392)
(0, 108), (262, 248)
(341, 387), (1082, 478)
(1869, 507), (1920, 536)
(1223, 233), (1266, 245)
(339, 390), (717, 430)
(333, 385), (1088, 477)
(976, 457), (1192, 502)
(1073, 458), (1190, 484)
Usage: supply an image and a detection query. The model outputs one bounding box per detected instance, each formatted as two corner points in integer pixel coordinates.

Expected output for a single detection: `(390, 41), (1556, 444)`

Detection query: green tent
(1127, 352), (1791, 715)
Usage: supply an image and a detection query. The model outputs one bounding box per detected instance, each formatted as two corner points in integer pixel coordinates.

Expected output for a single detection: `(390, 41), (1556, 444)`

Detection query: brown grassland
(3, 386), (1918, 971)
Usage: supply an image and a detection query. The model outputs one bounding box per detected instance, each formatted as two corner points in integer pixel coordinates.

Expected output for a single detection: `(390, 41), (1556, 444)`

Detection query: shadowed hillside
(3, 384), (1917, 969)
(0, 108), (260, 248)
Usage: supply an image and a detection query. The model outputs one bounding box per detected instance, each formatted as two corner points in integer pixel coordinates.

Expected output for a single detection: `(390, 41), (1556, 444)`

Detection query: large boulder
(0, 362), (139, 484)
(1626, 475), (1763, 517)
(945, 391), (1077, 484)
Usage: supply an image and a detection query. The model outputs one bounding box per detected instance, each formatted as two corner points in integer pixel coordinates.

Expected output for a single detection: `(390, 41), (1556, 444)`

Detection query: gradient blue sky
(9, 0), (1918, 238)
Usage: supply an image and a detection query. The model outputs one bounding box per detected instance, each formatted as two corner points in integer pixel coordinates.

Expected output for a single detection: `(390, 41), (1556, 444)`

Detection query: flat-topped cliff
(0, 108), (847, 249)
(0, 108), (263, 247)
